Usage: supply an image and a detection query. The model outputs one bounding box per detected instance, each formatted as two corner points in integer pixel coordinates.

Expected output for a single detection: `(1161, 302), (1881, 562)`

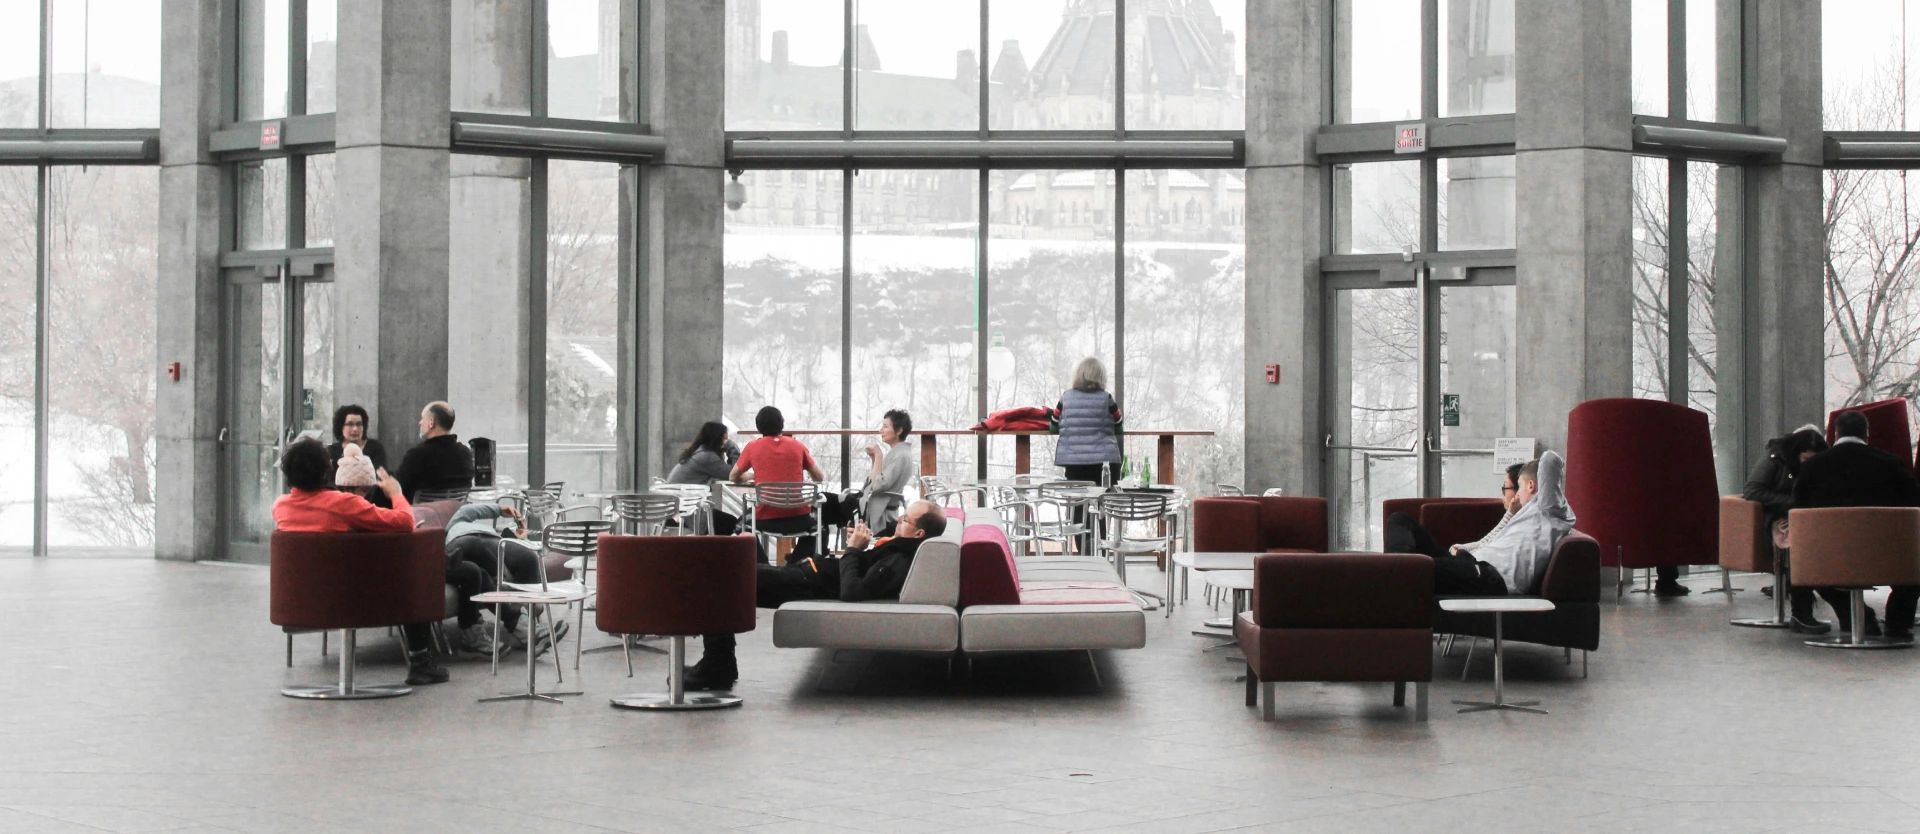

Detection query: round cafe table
(1439, 597), (1557, 715)
(1172, 551), (1259, 629)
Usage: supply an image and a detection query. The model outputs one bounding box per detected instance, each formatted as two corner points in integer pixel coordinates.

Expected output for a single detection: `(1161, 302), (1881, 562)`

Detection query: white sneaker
(455, 622), (501, 659)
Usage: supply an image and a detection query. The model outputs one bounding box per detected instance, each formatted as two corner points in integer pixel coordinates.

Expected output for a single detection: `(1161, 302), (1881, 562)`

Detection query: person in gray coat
(1052, 357), (1123, 485)
(667, 421), (742, 533)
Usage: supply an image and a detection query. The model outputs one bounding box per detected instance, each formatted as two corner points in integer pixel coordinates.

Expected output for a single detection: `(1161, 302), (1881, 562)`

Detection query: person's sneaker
(1654, 580), (1692, 597)
(455, 622), (500, 659)
(523, 618), (570, 657)
(406, 650), (450, 685)
(1789, 615), (1832, 635)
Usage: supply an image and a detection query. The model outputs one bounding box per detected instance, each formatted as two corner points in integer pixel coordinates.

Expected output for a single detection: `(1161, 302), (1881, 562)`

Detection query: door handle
(1425, 433), (1438, 453)
(217, 427), (228, 443)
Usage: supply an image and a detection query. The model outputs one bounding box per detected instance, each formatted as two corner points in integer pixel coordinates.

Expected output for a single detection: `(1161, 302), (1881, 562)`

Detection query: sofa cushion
(772, 601), (959, 651)
(959, 523), (1021, 608)
(897, 538), (961, 607)
(1017, 581), (1136, 605)
(1235, 611), (1433, 682)
(960, 603), (1146, 651)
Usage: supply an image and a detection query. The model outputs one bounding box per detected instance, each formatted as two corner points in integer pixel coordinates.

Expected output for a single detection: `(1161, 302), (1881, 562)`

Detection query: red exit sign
(259, 120), (283, 151)
(1394, 123), (1426, 154)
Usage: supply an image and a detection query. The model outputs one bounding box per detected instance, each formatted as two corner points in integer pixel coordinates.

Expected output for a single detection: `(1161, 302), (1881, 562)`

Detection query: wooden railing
(736, 429), (1215, 485)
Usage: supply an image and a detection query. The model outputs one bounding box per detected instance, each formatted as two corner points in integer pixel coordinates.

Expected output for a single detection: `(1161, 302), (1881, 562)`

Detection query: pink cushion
(958, 524), (1020, 608)
(1018, 581), (1136, 605)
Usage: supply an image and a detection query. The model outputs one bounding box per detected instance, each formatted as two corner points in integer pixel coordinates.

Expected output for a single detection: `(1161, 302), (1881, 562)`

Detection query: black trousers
(446, 536), (542, 628)
(752, 514), (819, 564)
(1384, 512), (1507, 597)
(1888, 587), (1920, 631)
(1062, 463), (1118, 486)
(700, 561), (841, 668)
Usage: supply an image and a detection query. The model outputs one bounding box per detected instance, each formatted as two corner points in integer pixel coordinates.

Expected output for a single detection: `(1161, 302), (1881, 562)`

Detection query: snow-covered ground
(0, 396), (152, 548)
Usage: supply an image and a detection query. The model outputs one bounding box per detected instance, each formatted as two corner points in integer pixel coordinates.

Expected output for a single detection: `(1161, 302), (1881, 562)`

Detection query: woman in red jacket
(272, 438), (447, 685)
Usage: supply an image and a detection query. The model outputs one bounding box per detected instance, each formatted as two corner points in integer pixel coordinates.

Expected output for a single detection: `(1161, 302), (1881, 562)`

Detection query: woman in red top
(271, 438), (446, 685)
(731, 406), (825, 563)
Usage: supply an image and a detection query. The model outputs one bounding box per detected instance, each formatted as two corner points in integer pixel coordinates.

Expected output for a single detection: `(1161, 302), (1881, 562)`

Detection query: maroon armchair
(1826, 398), (1914, 472)
(270, 529), (445, 699)
(598, 535), (757, 710)
(1381, 497), (1507, 551)
(1192, 496), (1329, 553)
(1433, 530), (1603, 657)
(1566, 398), (1718, 586)
(1234, 552), (1433, 721)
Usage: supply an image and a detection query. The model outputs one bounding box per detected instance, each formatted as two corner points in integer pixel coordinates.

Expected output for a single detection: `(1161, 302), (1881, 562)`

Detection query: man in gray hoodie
(1387, 452), (1574, 596)
(444, 503), (565, 656)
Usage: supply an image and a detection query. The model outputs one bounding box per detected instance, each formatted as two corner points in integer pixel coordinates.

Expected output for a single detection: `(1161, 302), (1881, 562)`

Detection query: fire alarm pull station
(1265, 364), (1280, 384)
(167, 362), (181, 381)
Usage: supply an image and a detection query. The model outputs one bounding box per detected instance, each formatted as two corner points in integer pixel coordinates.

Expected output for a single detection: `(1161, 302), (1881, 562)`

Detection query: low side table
(1201, 570), (1256, 655)
(472, 589), (587, 704)
(1172, 552), (1258, 630)
(1438, 597), (1556, 715)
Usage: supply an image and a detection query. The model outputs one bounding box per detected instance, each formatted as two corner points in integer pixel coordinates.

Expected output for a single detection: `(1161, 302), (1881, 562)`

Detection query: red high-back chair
(1566, 398), (1719, 598)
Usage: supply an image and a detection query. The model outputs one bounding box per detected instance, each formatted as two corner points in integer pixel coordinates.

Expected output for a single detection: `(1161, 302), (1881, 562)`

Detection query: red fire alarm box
(167, 362), (181, 381)
(1265, 364), (1280, 384)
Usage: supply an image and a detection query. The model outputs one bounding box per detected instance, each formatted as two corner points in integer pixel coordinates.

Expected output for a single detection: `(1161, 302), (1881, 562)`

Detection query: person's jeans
(1385, 512), (1507, 596)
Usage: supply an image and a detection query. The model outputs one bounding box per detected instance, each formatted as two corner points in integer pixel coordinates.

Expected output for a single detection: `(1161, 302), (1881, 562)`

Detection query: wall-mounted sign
(1494, 437), (1538, 468)
(260, 120), (283, 151)
(1394, 122), (1427, 154)
(1441, 394), (1459, 427)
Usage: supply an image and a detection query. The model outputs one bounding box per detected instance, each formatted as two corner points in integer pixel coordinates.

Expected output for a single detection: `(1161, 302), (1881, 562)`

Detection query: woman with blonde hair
(1051, 357), (1123, 485)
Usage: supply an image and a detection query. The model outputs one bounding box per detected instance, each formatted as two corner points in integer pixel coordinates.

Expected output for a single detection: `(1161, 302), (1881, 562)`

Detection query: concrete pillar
(155, 0), (225, 561)
(1736, 0), (1824, 444)
(333, 2), (452, 460)
(1513, 0), (1633, 453)
(1243, 0), (1327, 494)
(449, 1), (534, 483)
(640, 0), (725, 479)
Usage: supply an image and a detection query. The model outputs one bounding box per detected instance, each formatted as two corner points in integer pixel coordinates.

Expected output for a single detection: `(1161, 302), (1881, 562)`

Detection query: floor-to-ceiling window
(0, 1), (161, 554)
(720, 0), (1246, 493)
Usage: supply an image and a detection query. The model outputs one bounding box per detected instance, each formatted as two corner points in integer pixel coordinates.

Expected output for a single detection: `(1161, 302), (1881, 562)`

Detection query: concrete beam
(154, 0), (225, 561)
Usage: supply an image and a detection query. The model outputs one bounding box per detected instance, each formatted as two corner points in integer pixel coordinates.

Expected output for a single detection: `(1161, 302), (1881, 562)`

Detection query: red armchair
(598, 535), (757, 710)
(1566, 398), (1718, 592)
(1234, 552), (1434, 721)
(1192, 496), (1329, 554)
(1381, 497), (1507, 552)
(270, 530), (445, 699)
(1826, 398), (1914, 472)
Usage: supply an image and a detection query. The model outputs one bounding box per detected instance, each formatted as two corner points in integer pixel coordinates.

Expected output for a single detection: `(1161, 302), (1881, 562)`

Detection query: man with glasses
(1386, 455), (1574, 596)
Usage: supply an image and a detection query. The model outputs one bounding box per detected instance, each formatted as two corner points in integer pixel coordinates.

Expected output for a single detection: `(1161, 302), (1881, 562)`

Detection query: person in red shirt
(731, 406), (826, 564)
(271, 438), (448, 686)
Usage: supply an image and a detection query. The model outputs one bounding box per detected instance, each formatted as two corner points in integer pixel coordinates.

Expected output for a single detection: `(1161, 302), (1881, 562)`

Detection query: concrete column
(154, 0), (225, 561)
(1243, 0), (1327, 494)
(448, 0), (534, 483)
(1737, 0), (1824, 443)
(1513, 0), (1633, 453)
(639, 0), (725, 479)
(333, 2), (453, 460)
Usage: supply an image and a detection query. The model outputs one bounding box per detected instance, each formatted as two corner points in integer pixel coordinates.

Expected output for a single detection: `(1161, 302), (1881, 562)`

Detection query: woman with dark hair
(328, 404), (388, 471)
(1745, 424), (1843, 633)
(668, 421), (742, 534)
(271, 438), (446, 685)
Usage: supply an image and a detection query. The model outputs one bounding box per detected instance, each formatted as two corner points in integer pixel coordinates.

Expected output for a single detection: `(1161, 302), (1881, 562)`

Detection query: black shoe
(678, 662), (738, 692)
(1654, 580), (1691, 597)
(1789, 615), (1832, 635)
(1887, 628), (1915, 643)
(406, 650), (450, 685)
(1835, 610), (1884, 638)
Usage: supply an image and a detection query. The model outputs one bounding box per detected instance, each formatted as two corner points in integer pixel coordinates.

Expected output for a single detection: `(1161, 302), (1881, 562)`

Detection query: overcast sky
(0, 0), (1910, 123)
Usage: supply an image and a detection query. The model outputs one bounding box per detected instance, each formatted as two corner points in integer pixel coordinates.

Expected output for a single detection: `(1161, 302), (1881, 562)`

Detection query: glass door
(1323, 262), (1515, 550)
(222, 256), (334, 563)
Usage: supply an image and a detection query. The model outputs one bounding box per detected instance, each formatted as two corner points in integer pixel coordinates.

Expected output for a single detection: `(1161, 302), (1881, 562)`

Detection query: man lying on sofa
(685, 500), (949, 691)
(1385, 452), (1574, 596)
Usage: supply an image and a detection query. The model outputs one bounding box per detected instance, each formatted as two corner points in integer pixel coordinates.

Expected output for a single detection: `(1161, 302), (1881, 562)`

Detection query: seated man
(685, 500), (949, 691)
(395, 401), (474, 502)
(441, 501), (565, 657)
(271, 438), (448, 686)
(732, 405), (827, 563)
(1792, 409), (1920, 640)
(1385, 452), (1573, 596)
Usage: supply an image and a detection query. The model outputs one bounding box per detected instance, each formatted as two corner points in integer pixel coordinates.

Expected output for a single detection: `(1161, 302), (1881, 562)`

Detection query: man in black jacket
(394, 401), (474, 502)
(685, 500), (950, 691)
(1793, 410), (1920, 639)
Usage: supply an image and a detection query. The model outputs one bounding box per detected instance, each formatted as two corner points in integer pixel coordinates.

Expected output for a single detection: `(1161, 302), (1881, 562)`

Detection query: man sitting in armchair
(1385, 453), (1574, 596)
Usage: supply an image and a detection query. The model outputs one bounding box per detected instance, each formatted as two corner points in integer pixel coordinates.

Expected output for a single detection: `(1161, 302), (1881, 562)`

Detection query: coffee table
(1439, 597), (1556, 715)
(1172, 552), (1258, 627)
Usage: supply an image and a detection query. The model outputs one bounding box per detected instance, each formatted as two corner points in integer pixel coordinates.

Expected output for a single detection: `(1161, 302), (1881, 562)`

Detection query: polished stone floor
(5, 557), (1920, 834)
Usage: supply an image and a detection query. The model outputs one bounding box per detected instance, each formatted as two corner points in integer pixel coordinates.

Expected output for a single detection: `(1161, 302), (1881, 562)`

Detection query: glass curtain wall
(1, 5), (162, 553)
(1824, 1), (1920, 443)
(722, 0), (1248, 492)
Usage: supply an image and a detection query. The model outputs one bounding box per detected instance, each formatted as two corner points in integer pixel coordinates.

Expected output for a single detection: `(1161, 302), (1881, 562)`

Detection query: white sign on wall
(1394, 123), (1427, 154)
(1493, 437), (1537, 469)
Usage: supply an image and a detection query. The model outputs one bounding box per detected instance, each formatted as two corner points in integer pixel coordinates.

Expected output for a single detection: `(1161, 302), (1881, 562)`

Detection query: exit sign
(1394, 123), (1427, 154)
(260, 121), (283, 150)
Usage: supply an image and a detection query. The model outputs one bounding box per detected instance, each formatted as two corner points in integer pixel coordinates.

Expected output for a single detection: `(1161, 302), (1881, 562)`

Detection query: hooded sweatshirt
(1467, 451), (1574, 594)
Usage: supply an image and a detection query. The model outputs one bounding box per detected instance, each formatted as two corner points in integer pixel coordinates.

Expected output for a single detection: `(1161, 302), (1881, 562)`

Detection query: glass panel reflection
(1329, 286), (1421, 551)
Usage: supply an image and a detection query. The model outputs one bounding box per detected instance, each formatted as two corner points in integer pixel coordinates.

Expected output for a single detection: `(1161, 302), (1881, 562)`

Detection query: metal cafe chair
(1035, 481), (1098, 555)
(742, 482), (823, 565)
(503, 519), (615, 672)
(1095, 490), (1175, 612)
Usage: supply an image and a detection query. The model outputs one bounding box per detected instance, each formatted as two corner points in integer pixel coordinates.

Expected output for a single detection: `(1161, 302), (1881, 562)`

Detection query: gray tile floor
(6, 557), (1920, 834)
